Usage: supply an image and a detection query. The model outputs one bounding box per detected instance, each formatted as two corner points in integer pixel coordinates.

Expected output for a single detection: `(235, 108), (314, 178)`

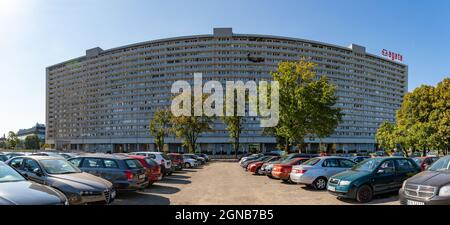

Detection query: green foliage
(149, 109), (173, 152)
(270, 59), (342, 152)
(6, 131), (19, 149)
(24, 135), (41, 150)
(222, 89), (244, 158)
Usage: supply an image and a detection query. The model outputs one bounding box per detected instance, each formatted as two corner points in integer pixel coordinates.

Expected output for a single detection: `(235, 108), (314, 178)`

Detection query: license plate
(328, 186), (336, 192)
(407, 200), (425, 205)
(138, 174), (145, 180)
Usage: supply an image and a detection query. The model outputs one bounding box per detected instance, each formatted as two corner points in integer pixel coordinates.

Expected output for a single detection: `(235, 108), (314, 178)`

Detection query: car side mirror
(33, 168), (43, 177)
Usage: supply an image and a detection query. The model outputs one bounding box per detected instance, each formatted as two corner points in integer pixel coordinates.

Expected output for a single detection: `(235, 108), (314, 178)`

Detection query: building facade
(17, 123), (46, 141)
(46, 28), (407, 154)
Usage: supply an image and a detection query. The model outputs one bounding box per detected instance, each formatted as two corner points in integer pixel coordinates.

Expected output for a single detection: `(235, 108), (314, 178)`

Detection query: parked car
(247, 156), (280, 174)
(31, 152), (66, 159)
(68, 154), (148, 192)
(262, 153), (318, 177)
(349, 156), (370, 164)
(195, 153), (210, 162)
(242, 155), (273, 169)
(59, 153), (78, 160)
(412, 156), (439, 171)
(184, 154), (206, 165)
(6, 156), (115, 205)
(0, 154), (7, 162)
(290, 156), (357, 190)
(238, 153), (253, 161)
(328, 157), (421, 202)
(0, 161), (68, 205)
(126, 155), (162, 186)
(168, 153), (184, 170)
(130, 152), (173, 176)
(271, 158), (309, 182)
(182, 155), (200, 168)
(5, 152), (25, 160)
(399, 155), (450, 205)
(239, 154), (262, 165)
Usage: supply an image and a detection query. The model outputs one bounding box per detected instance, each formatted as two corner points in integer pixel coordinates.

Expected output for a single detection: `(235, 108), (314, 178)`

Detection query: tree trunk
(234, 137), (239, 159)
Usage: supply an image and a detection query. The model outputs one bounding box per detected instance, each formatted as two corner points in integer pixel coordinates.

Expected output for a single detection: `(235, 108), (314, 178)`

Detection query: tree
(430, 78), (450, 155)
(24, 135), (41, 150)
(149, 109), (173, 152)
(222, 89), (244, 159)
(6, 131), (19, 149)
(270, 59), (342, 153)
(376, 121), (396, 151)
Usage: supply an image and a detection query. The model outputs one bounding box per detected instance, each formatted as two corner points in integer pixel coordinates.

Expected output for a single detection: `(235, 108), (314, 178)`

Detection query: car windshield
(281, 158), (298, 164)
(125, 159), (144, 169)
(352, 158), (383, 172)
(302, 158), (320, 166)
(144, 158), (158, 167)
(428, 157), (450, 171)
(40, 159), (81, 174)
(412, 158), (423, 165)
(161, 154), (171, 160)
(0, 163), (25, 183)
(0, 155), (7, 162)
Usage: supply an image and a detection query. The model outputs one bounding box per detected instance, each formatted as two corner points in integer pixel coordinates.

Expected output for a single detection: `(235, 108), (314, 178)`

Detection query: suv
(130, 152), (173, 176)
(68, 154), (148, 192)
(399, 155), (450, 205)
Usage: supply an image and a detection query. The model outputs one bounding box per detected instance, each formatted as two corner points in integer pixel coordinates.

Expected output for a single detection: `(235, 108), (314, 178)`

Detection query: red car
(167, 153), (184, 171)
(412, 156), (439, 171)
(271, 158), (309, 182)
(127, 155), (162, 186)
(247, 156), (280, 175)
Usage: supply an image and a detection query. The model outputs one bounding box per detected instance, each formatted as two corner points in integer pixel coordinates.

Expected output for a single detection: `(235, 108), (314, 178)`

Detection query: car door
(394, 159), (417, 190)
(80, 158), (104, 177)
(321, 158), (341, 178)
(372, 159), (397, 193)
(23, 159), (46, 184)
(101, 159), (121, 183)
(8, 157), (25, 171)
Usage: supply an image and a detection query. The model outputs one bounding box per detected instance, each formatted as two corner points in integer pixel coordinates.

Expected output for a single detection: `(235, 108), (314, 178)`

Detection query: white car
(183, 156), (199, 168)
(130, 152), (173, 175)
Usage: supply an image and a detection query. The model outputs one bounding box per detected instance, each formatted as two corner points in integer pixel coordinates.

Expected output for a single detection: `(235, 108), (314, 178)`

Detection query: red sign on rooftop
(381, 49), (403, 62)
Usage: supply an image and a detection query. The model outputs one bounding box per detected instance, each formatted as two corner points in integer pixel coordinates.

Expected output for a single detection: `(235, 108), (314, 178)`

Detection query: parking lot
(113, 161), (399, 205)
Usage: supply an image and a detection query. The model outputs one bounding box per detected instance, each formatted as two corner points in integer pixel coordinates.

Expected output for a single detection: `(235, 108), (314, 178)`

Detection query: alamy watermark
(171, 73), (279, 127)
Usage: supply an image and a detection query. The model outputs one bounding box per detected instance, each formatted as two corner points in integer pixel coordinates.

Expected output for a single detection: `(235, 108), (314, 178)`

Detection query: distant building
(17, 123), (46, 141)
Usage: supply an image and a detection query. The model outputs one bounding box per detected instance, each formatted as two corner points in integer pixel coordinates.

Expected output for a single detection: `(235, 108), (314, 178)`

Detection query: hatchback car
(126, 155), (162, 186)
(262, 153), (317, 177)
(182, 155), (200, 168)
(195, 153), (210, 162)
(412, 156), (439, 171)
(184, 154), (206, 165)
(327, 157), (420, 202)
(247, 156), (280, 174)
(399, 155), (450, 205)
(68, 154), (148, 192)
(0, 161), (68, 205)
(7, 156), (115, 205)
(130, 152), (173, 176)
(168, 153), (184, 171)
(349, 156), (370, 164)
(290, 156), (357, 190)
(271, 158), (309, 182)
(242, 155), (273, 169)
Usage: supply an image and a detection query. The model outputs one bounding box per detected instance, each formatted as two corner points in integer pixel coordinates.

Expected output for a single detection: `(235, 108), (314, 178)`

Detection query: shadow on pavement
(143, 184), (181, 195)
(168, 174), (190, 179)
(114, 192), (170, 205)
(160, 178), (192, 185)
(336, 192), (399, 205)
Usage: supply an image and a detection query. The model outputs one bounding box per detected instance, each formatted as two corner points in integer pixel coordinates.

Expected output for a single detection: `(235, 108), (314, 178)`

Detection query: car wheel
(281, 179), (290, 183)
(313, 177), (328, 190)
(184, 162), (191, 168)
(256, 167), (263, 175)
(356, 185), (373, 203)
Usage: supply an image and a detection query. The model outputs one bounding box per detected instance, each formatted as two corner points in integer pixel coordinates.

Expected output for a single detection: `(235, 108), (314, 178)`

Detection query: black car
(399, 155), (450, 205)
(0, 161), (67, 205)
(0, 154), (7, 162)
(7, 156), (115, 205)
(69, 154), (148, 192)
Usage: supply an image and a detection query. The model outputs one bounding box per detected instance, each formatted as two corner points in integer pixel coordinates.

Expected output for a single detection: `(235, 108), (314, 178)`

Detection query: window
(69, 158), (82, 167)
(9, 158), (24, 169)
(323, 159), (339, 167)
(339, 159), (356, 168)
(125, 159), (144, 169)
(147, 154), (156, 159)
(379, 160), (395, 174)
(24, 159), (40, 172)
(396, 159), (414, 172)
(82, 158), (103, 168)
(103, 159), (119, 169)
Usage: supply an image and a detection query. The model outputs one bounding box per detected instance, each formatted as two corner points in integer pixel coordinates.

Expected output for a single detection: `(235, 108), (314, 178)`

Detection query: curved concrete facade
(46, 28), (407, 153)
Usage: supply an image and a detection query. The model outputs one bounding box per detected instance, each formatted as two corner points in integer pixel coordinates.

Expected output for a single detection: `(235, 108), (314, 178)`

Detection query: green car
(327, 157), (421, 202)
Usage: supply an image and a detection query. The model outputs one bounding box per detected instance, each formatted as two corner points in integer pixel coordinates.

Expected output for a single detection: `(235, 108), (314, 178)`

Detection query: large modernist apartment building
(46, 28), (407, 153)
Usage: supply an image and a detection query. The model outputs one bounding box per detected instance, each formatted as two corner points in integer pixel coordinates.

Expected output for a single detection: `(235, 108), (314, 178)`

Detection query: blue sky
(0, 0), (449, 136)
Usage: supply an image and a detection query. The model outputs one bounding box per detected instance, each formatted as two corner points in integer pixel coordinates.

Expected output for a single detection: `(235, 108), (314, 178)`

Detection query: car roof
(15, 155), (63, 161)
(74, 153), (132, 160)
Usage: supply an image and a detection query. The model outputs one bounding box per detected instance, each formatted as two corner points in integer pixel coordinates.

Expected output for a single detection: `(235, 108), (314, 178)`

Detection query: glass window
(24, 159), (40, 172)
(69, 158), (82, 167)
(40, 159), (81, 174)
(396, 159), (414, 172)
(323, 159), (339, 167)
(379, 160), (396, 174)
(428, 156), (450, 171)
(147, 154), (156, 159)
(0, 163), (25, 183)
(82, 158), (103, 168)
(303, 158), (321, 166)
(103, 159), (119, 169)
(339, 159), (356, 168)
(9, 158), (24, 169)
(125, 159), (144, 169)
(144, 158), (158, 167)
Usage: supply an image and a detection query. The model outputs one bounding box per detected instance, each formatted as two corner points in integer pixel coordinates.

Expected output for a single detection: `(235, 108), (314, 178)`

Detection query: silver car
(290, 157), (356, 190)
